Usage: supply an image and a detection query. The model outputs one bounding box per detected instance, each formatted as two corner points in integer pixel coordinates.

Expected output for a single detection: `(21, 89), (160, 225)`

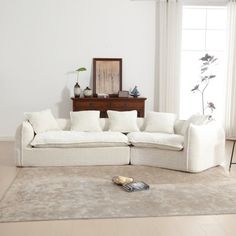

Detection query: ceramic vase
(83, 87), (93, 97)
(74, 83), (81, 97)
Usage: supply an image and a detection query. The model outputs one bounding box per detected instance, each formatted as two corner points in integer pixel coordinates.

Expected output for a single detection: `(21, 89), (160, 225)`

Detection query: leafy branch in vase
(191, 54), (217, 115)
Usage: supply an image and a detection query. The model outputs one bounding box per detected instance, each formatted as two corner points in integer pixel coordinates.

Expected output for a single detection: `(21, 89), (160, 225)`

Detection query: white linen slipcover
(15, 120), (131, 167)
(18, 147), (130, 167)
(70, 111), (102, 132)
(131, 122), (225, 172)
(24, 109), (60, 134)
(127, 132), (184, 151)
(15, 118), (225, 172)
(56, 118), (146, 132)
(31, 131), (129, 148)
(144, 112), (177, 134)
(107, 110), (140, 132)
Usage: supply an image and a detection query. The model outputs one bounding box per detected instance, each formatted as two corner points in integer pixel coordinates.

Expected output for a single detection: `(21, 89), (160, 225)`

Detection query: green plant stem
(197, 88), (205, 115)
(201, 92), (205, 115)
(201, 80), (209, 115)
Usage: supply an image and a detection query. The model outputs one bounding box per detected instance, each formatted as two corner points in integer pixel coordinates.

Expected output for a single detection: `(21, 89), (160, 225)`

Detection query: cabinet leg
(229, 141), (236, 171)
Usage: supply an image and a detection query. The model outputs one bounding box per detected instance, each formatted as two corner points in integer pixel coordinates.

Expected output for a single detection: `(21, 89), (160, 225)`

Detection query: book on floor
(122, 181), (149, 192)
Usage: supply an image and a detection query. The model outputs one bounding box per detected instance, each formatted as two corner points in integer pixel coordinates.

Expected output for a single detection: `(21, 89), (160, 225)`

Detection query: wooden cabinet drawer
(73, 101), (108, 110)
(71, 97), (147, 117)
(110, 101), (128, 110)
(86, 101), (108, 109)
(127, 102), (144, 109)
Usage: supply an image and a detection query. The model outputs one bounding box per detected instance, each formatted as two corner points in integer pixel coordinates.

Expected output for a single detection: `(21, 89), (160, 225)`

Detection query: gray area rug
(0, 166), (236, 222)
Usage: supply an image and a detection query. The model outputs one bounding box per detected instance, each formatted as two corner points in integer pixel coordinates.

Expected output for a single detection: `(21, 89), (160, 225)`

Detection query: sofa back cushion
(24, 109), (60, 134)
(57, 119), (107, 131)
(144, 112), (177, 134)
(99, 118), (145, 131)
(107, 110), (140, 133)
(55, 118), (183, 133)
(70, 111), (102, 132)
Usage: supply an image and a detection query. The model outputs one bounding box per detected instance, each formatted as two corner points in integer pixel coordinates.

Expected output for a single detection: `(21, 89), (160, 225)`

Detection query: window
(180, 6), (227, 121)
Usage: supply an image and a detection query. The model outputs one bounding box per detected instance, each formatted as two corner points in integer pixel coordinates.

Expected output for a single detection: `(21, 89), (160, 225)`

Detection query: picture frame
(118, 90), (129, 98)
(93, 58), (122, 96)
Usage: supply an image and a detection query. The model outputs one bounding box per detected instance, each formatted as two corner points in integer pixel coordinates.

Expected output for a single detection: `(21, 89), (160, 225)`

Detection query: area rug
(0, 166), (236, 222)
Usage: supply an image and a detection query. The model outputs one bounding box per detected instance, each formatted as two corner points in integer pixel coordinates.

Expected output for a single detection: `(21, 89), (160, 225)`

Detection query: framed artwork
(93, 58), (122, 96)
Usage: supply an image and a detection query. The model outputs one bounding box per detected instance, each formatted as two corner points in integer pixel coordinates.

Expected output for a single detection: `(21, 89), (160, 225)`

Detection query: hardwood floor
(0, 141), (236, 236)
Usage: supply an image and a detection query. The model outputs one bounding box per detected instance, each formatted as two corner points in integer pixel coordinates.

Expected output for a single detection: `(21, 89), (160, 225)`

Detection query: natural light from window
(180, 6), (227, 121)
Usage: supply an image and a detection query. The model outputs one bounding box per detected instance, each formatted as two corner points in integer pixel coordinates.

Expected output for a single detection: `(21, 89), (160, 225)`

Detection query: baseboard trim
(0, 137), (14, 141)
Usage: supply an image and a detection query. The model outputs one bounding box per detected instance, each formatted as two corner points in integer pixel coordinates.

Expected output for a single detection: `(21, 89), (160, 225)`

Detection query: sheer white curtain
(225, 0), (236, 137)
(154, 0), (183, 114)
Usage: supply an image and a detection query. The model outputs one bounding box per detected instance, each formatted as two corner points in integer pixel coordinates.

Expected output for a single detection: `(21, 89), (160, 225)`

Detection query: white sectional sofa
(15, 117), (225, 172)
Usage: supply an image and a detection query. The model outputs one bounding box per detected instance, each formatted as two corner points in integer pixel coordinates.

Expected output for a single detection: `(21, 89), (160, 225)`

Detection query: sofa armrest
(15, 121), (34, 166)
(185, 121), (225, 172)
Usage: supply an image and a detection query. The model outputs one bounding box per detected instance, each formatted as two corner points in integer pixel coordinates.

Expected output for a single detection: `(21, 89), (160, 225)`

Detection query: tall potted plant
(191, 54), (217, 115)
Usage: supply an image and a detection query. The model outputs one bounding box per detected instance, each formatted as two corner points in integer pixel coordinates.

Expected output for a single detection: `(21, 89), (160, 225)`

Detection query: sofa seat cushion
(31, 131), (129, 148)
(127, 132), (184, 151)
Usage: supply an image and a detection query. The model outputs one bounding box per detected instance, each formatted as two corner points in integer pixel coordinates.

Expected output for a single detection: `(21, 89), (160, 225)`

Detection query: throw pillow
(24, 109), (60, 134)
(144, 112), (176, 134)
(107, 110), (139, 133)
(70, 111), (102, 132)
(180, 114), (211, 135)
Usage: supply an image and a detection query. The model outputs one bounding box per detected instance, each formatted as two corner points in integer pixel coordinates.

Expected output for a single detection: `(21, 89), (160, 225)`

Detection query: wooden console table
(71, 97), (147, 118)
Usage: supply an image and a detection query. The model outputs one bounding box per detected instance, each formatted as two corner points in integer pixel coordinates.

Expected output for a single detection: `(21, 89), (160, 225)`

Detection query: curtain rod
(131, 0), (228, 3)
(131, 0), (228, 6)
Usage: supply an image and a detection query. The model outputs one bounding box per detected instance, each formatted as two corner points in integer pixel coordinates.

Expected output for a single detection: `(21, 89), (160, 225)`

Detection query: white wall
(0, 0), (155, 138)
